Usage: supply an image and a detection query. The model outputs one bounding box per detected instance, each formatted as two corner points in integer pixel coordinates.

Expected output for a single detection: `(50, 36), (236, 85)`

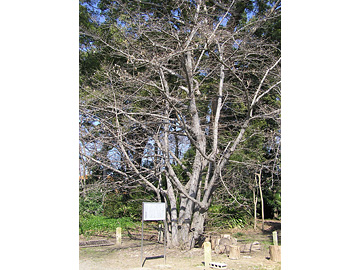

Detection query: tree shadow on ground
(262, 220), (281, 234)
(261, 220), (281, 244)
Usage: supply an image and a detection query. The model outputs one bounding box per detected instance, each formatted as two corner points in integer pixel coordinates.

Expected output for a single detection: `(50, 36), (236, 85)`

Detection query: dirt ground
(79, 220), (281, 270)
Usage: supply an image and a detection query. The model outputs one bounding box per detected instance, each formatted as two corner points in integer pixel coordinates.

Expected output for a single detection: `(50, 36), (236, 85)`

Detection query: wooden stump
(269, 245), (281, 262)
(228, 245), (241, 260)
(211, 236), (220, 250)
(214, 244), (226, 254)
(211, 238), (216, 250)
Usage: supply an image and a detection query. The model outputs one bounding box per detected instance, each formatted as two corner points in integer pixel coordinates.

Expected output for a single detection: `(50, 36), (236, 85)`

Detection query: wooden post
(204, 241), (211, 270)
(116, 227), (122, 245)
(269, 245), (281, 262)
(229, 245), (241, 260)
(272, 231), (278, 246)
(211, 237), (217, 250)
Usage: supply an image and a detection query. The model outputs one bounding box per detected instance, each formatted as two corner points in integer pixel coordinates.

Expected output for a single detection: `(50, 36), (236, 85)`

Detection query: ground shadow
(142, 255), (165, 267)
(262, 220), (281, 234)
(261, 220), (281, 244)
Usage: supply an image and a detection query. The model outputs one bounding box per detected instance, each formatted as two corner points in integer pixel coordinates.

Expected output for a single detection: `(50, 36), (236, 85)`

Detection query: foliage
(226, 217), (248, 229)
(103, 188), (153, 219)
(79, 191), (104, 216)
(79, 214), (138, 236)
(207, 203), (252, 230)
(262, 188), (281, 219)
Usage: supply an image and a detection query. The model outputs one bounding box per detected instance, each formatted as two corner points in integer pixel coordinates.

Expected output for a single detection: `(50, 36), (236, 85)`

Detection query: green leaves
(79, 191), (104, 216)
(79, 215), (138, 236)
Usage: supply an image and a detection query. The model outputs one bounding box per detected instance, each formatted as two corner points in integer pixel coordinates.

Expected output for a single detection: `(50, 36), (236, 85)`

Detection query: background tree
(79, 0), (281, 248)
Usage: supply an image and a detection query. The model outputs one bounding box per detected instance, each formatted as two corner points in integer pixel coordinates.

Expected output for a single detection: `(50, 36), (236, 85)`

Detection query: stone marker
(272, 231), (278, 246)
(116, 227), (122, 245)
(204, 241), (211, 270)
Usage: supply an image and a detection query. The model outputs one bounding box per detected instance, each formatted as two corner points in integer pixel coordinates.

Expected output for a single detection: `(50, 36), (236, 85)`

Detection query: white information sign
(141, 202), (167, 266)
(142, 202), (166, 221)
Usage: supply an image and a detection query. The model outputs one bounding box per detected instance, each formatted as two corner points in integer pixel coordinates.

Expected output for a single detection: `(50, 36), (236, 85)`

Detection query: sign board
(141, 202), (167, 267)
(142, 202), (166, 221)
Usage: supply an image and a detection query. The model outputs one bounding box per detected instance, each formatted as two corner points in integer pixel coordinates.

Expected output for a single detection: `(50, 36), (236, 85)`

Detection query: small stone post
(116, 227), (122, 246)
(204, 241), (211, 270)
(272, 231), (278, 246)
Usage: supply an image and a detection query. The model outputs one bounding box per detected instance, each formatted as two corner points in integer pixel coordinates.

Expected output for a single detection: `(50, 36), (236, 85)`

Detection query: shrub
(79, 191), (104, 216)
(79, 215), (138, 236)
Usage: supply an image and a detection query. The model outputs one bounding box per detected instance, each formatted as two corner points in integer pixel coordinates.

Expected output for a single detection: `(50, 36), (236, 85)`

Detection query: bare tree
(80, 0), (281, 248)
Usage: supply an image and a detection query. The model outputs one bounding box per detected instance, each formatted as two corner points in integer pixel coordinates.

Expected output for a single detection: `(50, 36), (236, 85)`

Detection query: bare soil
(79, 220), (281, 270)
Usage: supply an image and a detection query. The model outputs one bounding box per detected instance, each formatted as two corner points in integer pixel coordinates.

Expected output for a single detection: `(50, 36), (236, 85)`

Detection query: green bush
(226, 217), (248, 229)
(103, 189), (153, 219)
(103, 193), (138, 218)
(79, 191), (104, 216)
(207, 202), (252, 230)
(79, 215), (138, 236)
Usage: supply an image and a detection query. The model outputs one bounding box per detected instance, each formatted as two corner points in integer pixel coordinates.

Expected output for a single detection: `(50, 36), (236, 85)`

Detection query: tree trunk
(253, 186), (258, 230)
(190, 207), (206, 248)
(178, 196), (197, 248)
(167, 193), (207, 249)
(256, 172), (265, 231)
(165, 176), (180, 247)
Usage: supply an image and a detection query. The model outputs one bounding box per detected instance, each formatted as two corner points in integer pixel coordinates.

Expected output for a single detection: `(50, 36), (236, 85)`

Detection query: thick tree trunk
(175, 205), (206, 249)
(190, 207), (206, 247)
(178, 202), (192, 248)
(169, 188), (207, 249)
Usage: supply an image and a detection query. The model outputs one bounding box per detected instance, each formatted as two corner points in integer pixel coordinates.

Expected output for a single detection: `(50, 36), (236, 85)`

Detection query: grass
(79, 215), (139, 236)
(232, 230), (280, 247)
